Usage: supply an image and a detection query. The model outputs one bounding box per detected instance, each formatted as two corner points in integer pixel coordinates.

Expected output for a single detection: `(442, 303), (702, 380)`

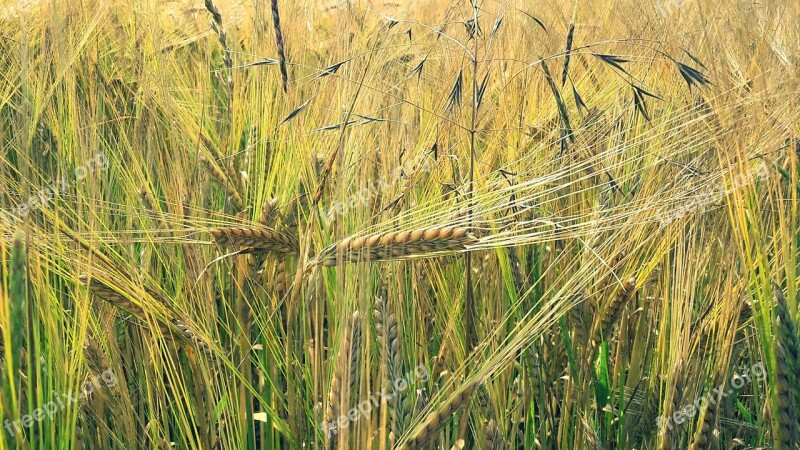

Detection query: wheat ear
(317, 227), (477, 266)
(374, 289), (403, 439)
(324, 311), (361, 449)
(772, 283), (800, 448)
(688, 388), (717, 450)
(398, 379), (480, 450)
(80, 275), (215, 358)
(211, 227), (299, 255)
(593, 276), (636, 339)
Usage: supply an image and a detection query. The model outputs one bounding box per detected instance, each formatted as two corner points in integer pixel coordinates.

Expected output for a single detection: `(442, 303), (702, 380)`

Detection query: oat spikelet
(398, 379), (480, 450)
(317, 227), (477, 266)
(171, 319), (216, 359)
(83, 337), (110, 376)
(374, 288), (403, 437)
(211, 227), (299, 255)
(324, 311), (361, 449)
(204, 0), (233, 90)
(271, 0), (288, 92)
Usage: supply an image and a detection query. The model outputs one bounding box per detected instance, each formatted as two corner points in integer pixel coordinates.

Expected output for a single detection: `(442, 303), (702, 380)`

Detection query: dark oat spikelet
(271, 0), (288, 92)
(507, 246), (526, 296)
(211, 227), (299, 255)
(561, 23), (575, 86)
(398, 379), (481, 450)
(317, 227), (477, 266)
(83, 338), (110, 375)
(324, 310), (361, 449)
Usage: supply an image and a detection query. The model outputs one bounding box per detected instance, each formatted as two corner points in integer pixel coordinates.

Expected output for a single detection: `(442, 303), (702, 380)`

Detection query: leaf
(279, 98), (311, 126)
(592, 53), (631, 75)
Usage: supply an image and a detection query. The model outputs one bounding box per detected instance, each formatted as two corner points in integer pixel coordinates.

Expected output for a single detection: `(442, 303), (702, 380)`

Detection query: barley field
(0, 0), (798, 448)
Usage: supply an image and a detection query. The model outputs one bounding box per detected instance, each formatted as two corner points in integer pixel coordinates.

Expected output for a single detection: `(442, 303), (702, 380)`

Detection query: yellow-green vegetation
(0, 0), (799, 448)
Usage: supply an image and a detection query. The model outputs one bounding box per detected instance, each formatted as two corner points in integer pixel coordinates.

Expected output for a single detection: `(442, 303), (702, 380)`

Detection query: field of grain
(0, 0), (799, 448)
